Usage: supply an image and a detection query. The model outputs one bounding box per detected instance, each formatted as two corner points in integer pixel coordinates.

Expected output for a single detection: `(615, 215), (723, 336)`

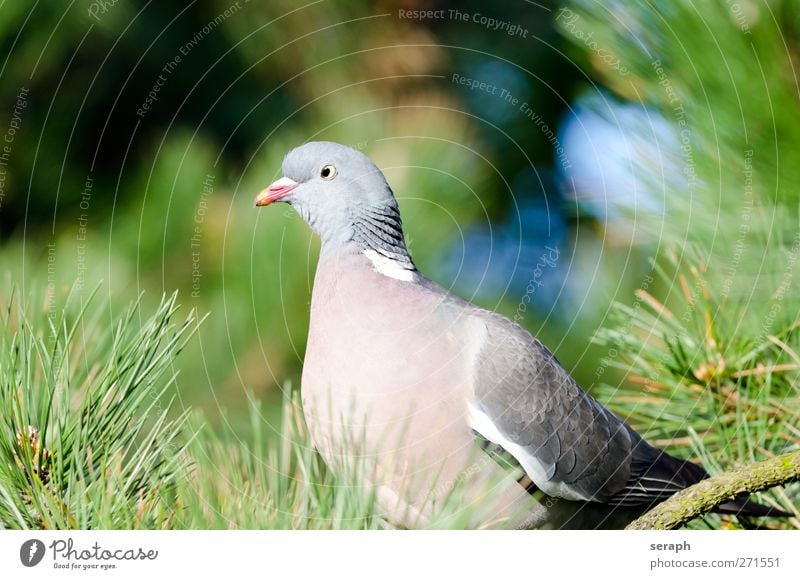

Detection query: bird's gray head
(255, 141), (414, 269)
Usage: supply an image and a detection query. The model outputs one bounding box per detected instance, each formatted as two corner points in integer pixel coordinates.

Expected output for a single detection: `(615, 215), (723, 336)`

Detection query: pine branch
(627, 451), (800, 530)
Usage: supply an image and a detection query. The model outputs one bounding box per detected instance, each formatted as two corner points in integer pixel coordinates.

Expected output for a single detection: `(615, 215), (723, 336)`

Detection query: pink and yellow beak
(254, 176), (299, 207)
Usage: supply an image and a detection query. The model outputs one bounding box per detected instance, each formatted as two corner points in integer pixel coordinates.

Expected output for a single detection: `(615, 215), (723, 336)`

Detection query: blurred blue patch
(558, 90), (677, 221)
(439, 167), (567, 317)
(463, 60), (531, 126)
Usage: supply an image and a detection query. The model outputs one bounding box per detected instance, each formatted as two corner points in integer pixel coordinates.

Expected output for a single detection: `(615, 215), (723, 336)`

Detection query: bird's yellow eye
(320, 164), (337, 180)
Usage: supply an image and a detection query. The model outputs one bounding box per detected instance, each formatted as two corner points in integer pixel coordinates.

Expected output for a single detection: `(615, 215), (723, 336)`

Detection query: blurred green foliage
(0, 1), (589, 429)
(1, 0), (799, 528)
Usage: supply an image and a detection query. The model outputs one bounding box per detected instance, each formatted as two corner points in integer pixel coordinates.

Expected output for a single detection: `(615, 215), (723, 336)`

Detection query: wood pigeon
(254, 141), (789, 528)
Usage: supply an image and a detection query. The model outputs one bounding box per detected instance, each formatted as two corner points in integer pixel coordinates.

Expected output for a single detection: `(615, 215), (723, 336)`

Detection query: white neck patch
(362, 249), (417, 282)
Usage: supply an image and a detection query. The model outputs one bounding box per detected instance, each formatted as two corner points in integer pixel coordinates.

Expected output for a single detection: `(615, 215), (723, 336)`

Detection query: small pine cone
(15, 425), (53, 485)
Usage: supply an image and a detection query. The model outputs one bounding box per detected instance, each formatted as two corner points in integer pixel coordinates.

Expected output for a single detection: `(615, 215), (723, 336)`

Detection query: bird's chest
(300, 261), (472, 461)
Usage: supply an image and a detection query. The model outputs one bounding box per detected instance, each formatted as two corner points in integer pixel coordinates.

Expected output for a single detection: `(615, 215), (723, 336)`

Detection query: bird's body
(255, 141), (789, 528)
(302, 250), (533, 527)
(301, 249), (649, 528)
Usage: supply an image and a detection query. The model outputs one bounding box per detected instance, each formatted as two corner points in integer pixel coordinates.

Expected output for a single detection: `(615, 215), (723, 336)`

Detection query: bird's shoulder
(414, 274), (550, 351)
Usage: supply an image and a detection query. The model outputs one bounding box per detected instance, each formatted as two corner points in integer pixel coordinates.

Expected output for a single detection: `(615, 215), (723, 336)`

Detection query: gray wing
(468, 312), (642, 503)
(417, 275), (705, 506)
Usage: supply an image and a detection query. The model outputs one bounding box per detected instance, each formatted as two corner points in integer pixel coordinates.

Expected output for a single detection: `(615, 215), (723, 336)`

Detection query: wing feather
(467, 311), (709, 506)
(469, 312), (635, 502)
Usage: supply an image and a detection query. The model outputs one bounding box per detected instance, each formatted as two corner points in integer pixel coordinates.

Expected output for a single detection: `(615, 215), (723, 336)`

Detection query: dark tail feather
(625, 441), (793, 518)
(715, 497), (792, 518)
(657, 453), (793, 518)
